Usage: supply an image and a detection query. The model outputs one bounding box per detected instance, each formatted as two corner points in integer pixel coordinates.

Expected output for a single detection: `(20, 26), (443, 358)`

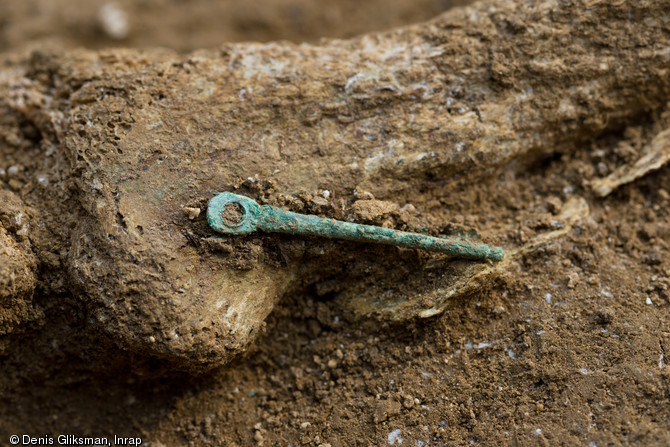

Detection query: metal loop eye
(207, 192), (261, 235)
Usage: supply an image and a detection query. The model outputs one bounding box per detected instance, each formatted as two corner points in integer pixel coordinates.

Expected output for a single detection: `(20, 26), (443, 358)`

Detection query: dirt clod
(221, 203), (245, 226)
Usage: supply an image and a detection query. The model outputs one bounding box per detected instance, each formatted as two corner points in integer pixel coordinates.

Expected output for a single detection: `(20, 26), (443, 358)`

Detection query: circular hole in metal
(220, 202), (245, 226)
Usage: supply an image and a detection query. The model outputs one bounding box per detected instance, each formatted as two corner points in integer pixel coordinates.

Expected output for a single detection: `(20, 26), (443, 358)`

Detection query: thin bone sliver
(593, 127), (670, 197)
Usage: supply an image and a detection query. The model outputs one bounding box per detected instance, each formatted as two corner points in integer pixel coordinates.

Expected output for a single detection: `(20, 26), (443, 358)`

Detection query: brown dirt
(1, 0), (670, 446)
(221, 203), (246, 227)
(0, 0), (469, 53)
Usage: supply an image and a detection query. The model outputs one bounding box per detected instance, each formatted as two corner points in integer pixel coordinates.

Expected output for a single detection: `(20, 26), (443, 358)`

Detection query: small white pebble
(322, 190), (330, 198)
(7, 165), (19, 176)
(388, 429), (403, 445)
(98, 2), (129, 40)
(646, 297), (653, 305)
(545, 293), (552, 303)
(183, 207), (201, 220)
(300, 422), (311, 429)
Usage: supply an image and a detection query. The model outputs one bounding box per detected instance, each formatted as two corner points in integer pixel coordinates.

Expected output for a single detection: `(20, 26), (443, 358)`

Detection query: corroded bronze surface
(208, 192), (504, 261)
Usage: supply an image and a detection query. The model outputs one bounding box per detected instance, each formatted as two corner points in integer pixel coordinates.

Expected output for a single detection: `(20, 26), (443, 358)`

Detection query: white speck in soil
(388, 429), (403, 445)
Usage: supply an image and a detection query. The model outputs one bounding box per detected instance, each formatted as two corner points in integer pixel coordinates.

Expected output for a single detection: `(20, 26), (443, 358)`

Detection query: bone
(592, 127), (670, 197)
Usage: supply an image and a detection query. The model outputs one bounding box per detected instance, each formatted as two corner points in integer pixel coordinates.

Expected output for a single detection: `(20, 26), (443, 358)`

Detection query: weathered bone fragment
(593, 127), (670, 197)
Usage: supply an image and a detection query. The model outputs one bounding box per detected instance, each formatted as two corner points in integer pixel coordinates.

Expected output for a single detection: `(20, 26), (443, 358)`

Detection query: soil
(1, 1), (670, 446)
(221, 203), (246, 227)
(0, 0), (469, 53)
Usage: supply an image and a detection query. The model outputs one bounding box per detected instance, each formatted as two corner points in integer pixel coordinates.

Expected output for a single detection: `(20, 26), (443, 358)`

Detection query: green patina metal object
(207, 192), (504, 262)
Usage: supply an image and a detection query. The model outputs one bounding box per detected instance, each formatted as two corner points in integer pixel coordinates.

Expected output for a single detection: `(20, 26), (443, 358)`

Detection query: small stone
(567, 272), (579, 289)
(596, 161), (609, 176)
(311, 196), (329, 208)
(7, 165), (19, 177)
(352, 199), (398, 222)
(253, 431), (264, 442)
(388, 429), (403, 445)
(353, 189), (374, 200)
(403, 395), (415, 409)
(546, 196), (562, 214)
(374, 398), (401, 423)
(300, 422), (311, 429)
(183, 207), (201, 220)
(327, 359), (338, 369)
(8, 178), (23, 191)
(98, 2), (130, 40)
(493, 305), (507, 314)
(646, 251), (662, 265)
(594, 308), (614, 325)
